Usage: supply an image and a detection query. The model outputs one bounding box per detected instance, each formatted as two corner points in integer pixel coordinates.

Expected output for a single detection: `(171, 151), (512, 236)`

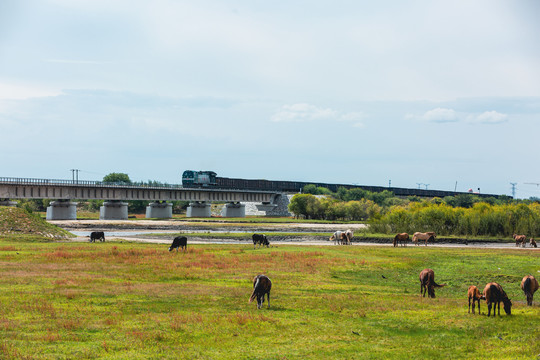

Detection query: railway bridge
(0, 177), (280, 220)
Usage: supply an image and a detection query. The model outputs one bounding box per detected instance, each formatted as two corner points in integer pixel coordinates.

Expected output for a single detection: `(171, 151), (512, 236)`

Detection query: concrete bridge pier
(186, 201), (212, 217)
(146, 201), (173, 219)
(0, 199), (17, 207)
(46, 200), (78, 220)
(100, 201), (128, 220)
(255, 202), (278, 212)
(222, 202), (246, 217)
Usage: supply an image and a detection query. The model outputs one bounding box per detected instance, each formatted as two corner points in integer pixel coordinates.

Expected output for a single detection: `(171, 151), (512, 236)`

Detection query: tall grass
(371, 202), (540, 237)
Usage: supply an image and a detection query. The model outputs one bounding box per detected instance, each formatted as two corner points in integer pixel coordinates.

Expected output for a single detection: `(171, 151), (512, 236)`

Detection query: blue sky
(1, 0), (539, 198)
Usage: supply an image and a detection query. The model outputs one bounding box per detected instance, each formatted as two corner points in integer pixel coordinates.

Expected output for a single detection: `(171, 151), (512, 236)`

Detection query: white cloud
(467, 111), (508, 124)
(0, 82), (61, 100)
(422, 108), (459, 123)
(271, 103), (365, 125)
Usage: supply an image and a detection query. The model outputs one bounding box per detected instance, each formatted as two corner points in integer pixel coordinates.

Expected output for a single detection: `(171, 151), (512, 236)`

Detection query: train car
(182, 170), (217, 187)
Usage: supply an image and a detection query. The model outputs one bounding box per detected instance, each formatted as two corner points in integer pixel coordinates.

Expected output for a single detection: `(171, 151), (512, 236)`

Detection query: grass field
(0, 238), (538, 359)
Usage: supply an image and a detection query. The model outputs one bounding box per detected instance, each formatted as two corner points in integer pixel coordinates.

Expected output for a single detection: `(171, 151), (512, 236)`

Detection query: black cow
(252, 234), (269, 249)
(249, 274), (272, 309)
(89, 231), (105, 243)
(169, 236), (187, 252)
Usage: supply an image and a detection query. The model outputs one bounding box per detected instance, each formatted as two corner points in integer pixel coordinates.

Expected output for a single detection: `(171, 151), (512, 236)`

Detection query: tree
(103, 173), (132, 185)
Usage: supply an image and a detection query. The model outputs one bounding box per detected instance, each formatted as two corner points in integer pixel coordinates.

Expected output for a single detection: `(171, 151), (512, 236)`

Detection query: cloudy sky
(1, 0), (539, 198)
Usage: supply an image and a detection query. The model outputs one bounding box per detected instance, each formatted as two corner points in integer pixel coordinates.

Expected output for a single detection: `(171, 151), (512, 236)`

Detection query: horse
(249, 275), (272, 309)
(412, 232), (436, 246)
(419, 268), (446, 298)
(513, 234), (526, 247)
(520, 275), (539, 306)
(329, 231), (346, 245)
(393, 233), (409, 247)
(344, 229), (354, 245)
(483, 282), (512, 316)
(467, 285), (484, 314)
(529, 238), (537, 248)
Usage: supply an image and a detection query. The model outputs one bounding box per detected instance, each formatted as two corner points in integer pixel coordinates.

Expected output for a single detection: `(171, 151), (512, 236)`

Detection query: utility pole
(70, 169), (80, 184)
(424, 184), (430, 190)
(416, 183), (423, 189)
(388, 180), (391, 188)
(510, 182), (517, 198)
(454, 181), (458, 192)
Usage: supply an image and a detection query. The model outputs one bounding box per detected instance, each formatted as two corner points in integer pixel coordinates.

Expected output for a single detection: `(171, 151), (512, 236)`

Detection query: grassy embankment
(0, 237), (538, 359)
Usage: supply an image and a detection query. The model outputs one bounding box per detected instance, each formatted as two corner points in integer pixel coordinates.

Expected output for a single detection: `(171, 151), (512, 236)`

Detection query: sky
(1, 0), (539, 198)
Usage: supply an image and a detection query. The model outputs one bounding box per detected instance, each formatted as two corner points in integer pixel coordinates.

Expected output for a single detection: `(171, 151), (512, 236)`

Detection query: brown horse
(520, 275), (539, 306)
(249, 275), (272, 309)
(412, 232), (436, 246)
(393, 233), (409, 247)
(467, 285), (484, 314)
(530, 238), (537, 248)
(419, 269), (446, 298)
(513, 234), (526, 247)
(483, 282), (512, 316)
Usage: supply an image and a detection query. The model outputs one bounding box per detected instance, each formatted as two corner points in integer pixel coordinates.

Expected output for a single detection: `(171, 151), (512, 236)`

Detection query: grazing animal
(344, 229), (354, 245)
(529, 238), (537, 248)
(169, 236), (187, 252)
(467, 285), (485, 314)
(513, 234), (526, 247)
(89, 231), (105, 243)
(419, 268), (446, 298)
(249, 275), (272, 309)
(520, 275), (539, 306)
(393, 233), (409, 247)
(483, 282), (512, 316)
(329, 231), (346, 245)
(252, 234), (269, 249)
(412, 232), (435, 246)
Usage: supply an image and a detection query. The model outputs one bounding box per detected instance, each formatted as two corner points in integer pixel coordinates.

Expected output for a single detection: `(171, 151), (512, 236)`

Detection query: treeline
(371, 202), (540, 237)
(290, 185), (540, 236)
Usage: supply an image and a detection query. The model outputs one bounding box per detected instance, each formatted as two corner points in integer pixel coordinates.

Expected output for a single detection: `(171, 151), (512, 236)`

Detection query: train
(182, 170), (502, 198)
(181, 170), (217, 187)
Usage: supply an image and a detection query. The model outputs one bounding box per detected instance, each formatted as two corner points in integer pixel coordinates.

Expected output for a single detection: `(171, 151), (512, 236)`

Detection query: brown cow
(520, 275), (539, 306)
(393, 233), (409, 247)
(413, 232), (436, 246)
(513, 234), (526, 247)
(249, 275), (272, 309)
(467, 285), (484, 314)
(329, 231), (347, 245)
(483, 282), (512, 316)
(419, 269), (446, 298)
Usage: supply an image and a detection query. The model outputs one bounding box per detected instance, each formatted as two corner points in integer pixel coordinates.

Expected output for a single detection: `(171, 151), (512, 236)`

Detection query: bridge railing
(0, 177), (182, 189)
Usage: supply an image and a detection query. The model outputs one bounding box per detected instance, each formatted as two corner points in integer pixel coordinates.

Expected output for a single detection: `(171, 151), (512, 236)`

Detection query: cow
(412, 232), (435, 246)
(483, 282), (512, 317)
(520, 275), (539, 306)
(89, 231), (105, 243)
(249, 274), (272, 309)
(329, 231), (346, 245)
(529, 238), (537, 248)
(419, 268), (446, 298)
(513, 234), (526, 247)
(393, 233), (409, 247)
(344, 229), (354, 245)
(169, 236), (187, 252)
(252, 234), (269, 249)
(467, 285), (484, 314)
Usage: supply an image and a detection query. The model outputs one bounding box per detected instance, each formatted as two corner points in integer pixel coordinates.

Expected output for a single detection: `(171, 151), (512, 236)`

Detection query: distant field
(0, 238), (538, 359)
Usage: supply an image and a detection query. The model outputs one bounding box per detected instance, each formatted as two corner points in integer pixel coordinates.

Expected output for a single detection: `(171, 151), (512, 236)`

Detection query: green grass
(0, 237), (538, 359)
